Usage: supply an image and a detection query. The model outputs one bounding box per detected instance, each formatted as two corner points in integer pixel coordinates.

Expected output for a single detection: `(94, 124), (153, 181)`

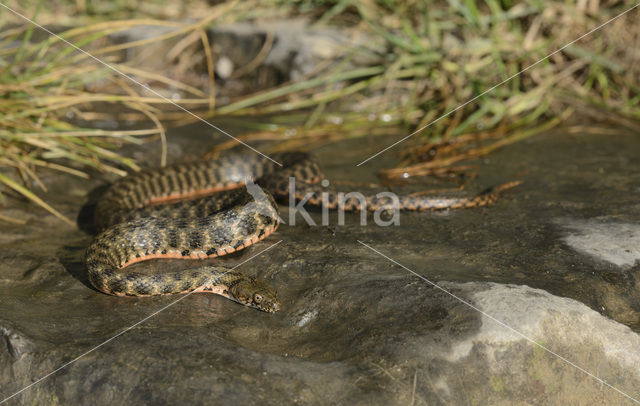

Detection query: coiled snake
(85, 151), (519, 312)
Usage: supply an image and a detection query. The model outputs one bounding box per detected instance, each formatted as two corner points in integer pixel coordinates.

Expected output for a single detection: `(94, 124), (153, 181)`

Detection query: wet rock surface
(1, 128), (640, 405)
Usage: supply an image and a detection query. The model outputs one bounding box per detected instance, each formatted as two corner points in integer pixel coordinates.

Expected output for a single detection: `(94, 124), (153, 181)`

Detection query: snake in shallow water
(85, 151), (520, 312)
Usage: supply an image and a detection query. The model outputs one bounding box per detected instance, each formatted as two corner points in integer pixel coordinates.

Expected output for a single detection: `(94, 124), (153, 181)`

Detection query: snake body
(86, 151), (519, 312)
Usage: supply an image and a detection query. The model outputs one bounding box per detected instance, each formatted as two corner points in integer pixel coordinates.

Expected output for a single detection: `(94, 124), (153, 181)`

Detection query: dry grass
(0, 0), (639, 223)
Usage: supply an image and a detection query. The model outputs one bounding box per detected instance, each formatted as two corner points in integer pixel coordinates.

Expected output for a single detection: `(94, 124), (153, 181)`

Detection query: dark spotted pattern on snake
(85, 151), (519, 312)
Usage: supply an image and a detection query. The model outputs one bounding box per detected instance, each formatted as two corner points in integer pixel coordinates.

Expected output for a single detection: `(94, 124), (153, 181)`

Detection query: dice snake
(85, 151), (519, 312)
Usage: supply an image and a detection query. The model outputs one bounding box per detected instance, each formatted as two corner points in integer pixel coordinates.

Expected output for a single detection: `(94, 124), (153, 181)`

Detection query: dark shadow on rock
(77, 184), (109, 235)
(57, 243), (94, 291)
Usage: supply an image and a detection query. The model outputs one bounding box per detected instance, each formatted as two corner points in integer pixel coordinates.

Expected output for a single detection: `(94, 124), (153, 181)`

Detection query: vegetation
(0, 0), (638, 224)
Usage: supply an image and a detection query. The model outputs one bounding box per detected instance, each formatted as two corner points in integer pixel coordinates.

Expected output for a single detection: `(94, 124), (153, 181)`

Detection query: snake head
(228, 276), (280, 313)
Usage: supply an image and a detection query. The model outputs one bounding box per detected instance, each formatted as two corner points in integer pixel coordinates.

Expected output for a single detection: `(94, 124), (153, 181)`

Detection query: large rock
(1, 128), (640, 404)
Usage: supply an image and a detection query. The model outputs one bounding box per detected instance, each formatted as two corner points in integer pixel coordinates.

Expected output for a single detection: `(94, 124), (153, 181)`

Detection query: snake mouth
(222, 286), (280, 313)
(232, 297), (280, 313)
(260, 301), (280, 313)
(246, 296), (281, 313)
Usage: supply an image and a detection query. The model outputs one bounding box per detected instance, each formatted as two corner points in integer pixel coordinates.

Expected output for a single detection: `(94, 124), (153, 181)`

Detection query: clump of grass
(198, 0), (640, 181)
(209, 0), (639, 173)
(0, 4), (240, 224)
(1, 0), (639, 223)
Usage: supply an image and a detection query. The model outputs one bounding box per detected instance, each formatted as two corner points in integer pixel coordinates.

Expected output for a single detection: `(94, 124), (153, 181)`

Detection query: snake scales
(85, 151), (519, 312)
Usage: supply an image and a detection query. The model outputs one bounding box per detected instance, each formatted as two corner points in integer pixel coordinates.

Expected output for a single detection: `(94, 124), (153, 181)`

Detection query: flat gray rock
(1, 128), (640, 405)
(561, 219), (640, 267)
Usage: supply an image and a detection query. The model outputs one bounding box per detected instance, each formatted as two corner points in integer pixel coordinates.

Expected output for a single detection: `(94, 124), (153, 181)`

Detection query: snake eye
(253, 293), (263, 303)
